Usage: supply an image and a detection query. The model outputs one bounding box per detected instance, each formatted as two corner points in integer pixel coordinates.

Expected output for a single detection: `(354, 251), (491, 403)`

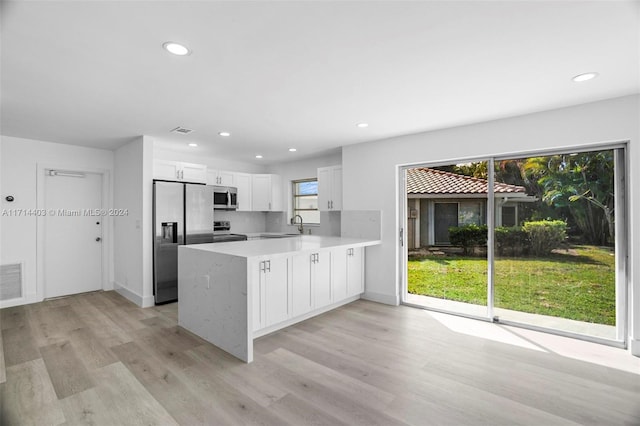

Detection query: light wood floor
(1, 291), (638, 425)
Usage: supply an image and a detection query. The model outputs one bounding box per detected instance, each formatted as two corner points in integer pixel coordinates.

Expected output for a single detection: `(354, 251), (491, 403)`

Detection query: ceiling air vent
(170, 126), (194, 135)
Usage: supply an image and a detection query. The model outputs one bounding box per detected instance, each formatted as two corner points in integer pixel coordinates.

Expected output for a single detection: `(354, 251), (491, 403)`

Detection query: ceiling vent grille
(171, 126), (194, 135)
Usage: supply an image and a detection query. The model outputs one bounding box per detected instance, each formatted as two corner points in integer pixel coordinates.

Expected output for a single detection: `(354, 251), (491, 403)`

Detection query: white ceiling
(1, 1), (638, 164)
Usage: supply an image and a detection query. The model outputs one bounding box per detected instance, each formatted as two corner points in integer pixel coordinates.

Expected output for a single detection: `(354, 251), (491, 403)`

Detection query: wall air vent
(170, 126), (194, 135)
(0, 263), (23, 301)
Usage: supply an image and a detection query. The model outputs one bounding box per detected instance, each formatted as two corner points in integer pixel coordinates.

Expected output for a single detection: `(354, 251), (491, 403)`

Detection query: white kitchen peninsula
(178, 235), (381, 363)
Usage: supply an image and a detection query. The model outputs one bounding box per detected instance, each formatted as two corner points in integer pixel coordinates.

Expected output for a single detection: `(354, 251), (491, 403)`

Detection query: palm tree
(522, 151), (614, 245)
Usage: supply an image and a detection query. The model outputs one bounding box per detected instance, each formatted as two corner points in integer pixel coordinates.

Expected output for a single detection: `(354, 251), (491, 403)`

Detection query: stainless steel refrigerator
(153, 181), (214, 304)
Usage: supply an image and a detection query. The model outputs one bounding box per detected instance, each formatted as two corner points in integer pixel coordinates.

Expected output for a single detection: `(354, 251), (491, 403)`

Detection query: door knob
(96, 237), (102, 242)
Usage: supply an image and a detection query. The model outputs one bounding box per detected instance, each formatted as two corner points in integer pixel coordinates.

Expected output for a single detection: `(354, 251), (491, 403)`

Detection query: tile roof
(407, 168), (527, 195)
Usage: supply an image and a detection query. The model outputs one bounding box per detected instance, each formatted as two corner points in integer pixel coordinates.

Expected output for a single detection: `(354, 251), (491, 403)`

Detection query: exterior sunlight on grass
(408, 245), (615, 325)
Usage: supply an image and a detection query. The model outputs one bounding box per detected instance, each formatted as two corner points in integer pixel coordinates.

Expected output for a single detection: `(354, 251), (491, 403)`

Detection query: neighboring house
(406, 168), (537, 248)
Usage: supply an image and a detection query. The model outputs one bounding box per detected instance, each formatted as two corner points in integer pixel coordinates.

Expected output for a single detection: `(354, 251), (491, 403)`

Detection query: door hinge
(400, 228), (404, 247)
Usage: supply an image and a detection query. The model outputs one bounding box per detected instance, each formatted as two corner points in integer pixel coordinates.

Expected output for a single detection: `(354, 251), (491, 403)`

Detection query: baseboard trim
(114, 282), (154, 308)
(0, 293), (39, 309)
(362, 291), (399, 306)
(630, 338), (640, 357)
(253, 295), (361, 338)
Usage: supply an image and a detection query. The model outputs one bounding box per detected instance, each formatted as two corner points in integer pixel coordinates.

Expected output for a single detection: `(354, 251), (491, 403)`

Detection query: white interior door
(44, 171), (103, 298)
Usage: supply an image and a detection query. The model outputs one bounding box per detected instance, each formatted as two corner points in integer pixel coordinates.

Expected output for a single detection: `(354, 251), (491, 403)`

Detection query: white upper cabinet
(251, 174), (283, 211)
(234, 172), (252, 211)
(207, 169), (234, 186)
(206, 170), (252, 210)
(318, 165), (342, 211)
(154, 160), (207, 183)
(181, 163), (208, 183)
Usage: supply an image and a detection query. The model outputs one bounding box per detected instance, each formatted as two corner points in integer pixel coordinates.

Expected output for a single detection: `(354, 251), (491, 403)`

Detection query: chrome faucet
(292, 214), (304, 234)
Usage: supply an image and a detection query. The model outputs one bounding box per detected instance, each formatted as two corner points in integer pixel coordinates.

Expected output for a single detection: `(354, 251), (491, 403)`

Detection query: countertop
(180, 235), (381, 259)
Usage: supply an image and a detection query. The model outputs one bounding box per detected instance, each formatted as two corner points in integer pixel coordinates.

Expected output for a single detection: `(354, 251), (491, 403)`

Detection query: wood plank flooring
(0, 290), (638, 425)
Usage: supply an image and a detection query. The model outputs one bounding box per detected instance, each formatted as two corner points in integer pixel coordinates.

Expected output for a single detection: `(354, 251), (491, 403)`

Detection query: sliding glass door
(405, 163), (489, 318)
(403, 145), (627, 345)
(492, 148), (624, 341)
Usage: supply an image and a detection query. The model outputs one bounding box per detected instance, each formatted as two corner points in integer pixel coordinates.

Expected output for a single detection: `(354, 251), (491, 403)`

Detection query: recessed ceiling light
(188, 143), (198, 147)
(255, 155), (263, 159)
(289, 148), (297, 152)
(357, 123), (369, 128)
(163, 42), (191, 56)
(219, 132), (231, 137)
(572, 72), (598, 82)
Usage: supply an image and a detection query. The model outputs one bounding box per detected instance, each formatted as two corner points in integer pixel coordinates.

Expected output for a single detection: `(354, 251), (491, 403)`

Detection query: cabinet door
(331, 248), (348, 301)
(317, 167), (332, 212)
(330, 167), (343, 211)
(313, 251), (332, 309)
(235, 173), (252, 211)
(252, 174), (271, 211)
(181, 162), (207, 183)
(264, 257), (289, 327)
(291, 253), (312, 317)
(206, 169), (218, 185)
(154, 160), (180, 181)
(269, 174), (283, 211)
(251, 261), (263, 332)
(346, 247), (364, 297)
(218, 170), (235, 186)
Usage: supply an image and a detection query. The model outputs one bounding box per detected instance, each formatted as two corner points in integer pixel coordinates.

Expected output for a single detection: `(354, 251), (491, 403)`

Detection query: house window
(502, 206), (516, 227)
(292, 178), (319, 224)
(458, 202), (482, 225)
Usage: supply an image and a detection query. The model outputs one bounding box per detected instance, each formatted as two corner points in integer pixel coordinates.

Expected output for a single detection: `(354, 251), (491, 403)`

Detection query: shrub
(495, 226), (528, 256)
(522, 220), (567, 256)
(449, 224), (487, 255)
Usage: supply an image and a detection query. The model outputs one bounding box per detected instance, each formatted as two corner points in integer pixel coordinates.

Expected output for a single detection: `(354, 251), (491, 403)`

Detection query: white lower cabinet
(331, 246), (365, 299)
(346, 247), (364, 297)
(253, 257), (288, 331)
(331, 248), (348, 301)
(291, 253), (313, 317)
(291, 251), (332, 317)
(313, 251), (332, 309)
(253, 247), (364, 333)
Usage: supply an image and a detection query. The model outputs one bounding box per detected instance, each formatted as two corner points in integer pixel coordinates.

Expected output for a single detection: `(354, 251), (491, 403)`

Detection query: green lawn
(408, 245), (615, 325)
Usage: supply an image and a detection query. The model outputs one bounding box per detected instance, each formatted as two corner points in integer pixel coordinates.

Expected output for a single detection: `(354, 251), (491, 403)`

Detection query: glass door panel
(492, 149), (620, 341)
(406, 163), (489, 318)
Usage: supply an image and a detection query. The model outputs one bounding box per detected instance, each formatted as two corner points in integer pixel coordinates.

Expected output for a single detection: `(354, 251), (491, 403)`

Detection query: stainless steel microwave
(212, 185), (238, 210)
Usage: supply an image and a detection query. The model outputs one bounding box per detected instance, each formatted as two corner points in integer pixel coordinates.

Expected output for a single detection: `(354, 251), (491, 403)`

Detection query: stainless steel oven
(212, 221), (247, 242)
(212, 185), (238, 210)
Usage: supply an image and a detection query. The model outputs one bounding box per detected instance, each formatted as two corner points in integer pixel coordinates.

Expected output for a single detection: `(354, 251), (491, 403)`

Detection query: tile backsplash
(217, 210), (380, 239)
(266, 211), (341, 236)
(215, 211), (267, 234)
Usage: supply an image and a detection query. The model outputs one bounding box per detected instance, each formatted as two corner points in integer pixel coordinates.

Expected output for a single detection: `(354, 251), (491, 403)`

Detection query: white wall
(0, 135), (114, 307)
(342, 95), (640, 354)
(113, 136), (154, 307)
